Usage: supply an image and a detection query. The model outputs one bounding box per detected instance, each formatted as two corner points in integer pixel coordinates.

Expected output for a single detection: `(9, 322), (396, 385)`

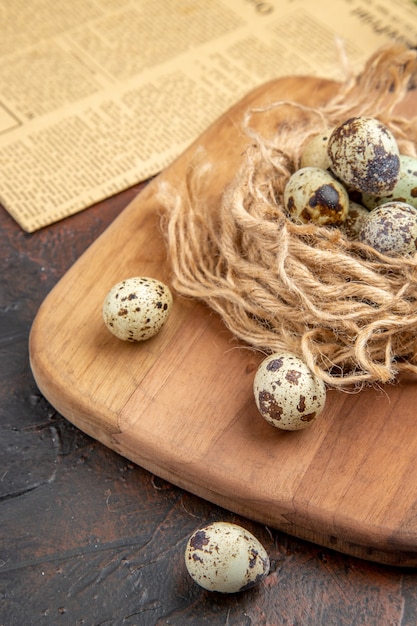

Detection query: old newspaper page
(1, 0), (416, 231)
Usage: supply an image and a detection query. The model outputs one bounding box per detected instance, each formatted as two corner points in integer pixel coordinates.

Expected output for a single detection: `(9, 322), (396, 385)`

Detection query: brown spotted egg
(284, 166), (349, 225)
(361, 155), (417, 210)
(185, 522), (270, 593)
(340, 201), (370, 240)
(327, 116), (400, 195)
(300, 131), (332, 170)
(359, 201), (417, 257)
(253, 352), (326, 430)
(102, 276), (172, 341)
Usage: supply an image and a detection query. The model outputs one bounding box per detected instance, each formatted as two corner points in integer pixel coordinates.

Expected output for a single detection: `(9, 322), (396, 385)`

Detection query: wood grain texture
(29, 76), (417, 567)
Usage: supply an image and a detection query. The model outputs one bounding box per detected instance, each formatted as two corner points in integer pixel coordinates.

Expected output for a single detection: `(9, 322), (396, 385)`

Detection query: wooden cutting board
(29, 76), (417, 567)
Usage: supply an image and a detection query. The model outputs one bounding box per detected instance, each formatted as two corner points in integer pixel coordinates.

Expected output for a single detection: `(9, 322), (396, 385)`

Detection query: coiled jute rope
(160, 44), (417, 389)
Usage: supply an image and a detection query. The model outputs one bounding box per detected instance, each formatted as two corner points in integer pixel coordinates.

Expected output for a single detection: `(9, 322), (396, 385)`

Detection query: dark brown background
(2, 188), (417, 626)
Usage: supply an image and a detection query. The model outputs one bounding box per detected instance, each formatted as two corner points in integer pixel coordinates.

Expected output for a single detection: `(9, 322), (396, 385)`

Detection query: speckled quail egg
(102, 276), (173, 341)
(359, 201), (417, 257)
(327, 116), (400, 195)
(185, 522), (270, 593)
(340, 201), (370, 240)
(253, 352), (326, 431)
(284, 166), (349, 225)
(300, 131), (332, 170)
(361, 154), (417, 210)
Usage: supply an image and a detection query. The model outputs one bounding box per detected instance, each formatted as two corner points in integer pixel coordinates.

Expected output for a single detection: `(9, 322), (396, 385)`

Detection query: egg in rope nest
(288, 115), (417, 258)
(253, 115), (417, 431)
(157, 44), (417, 430)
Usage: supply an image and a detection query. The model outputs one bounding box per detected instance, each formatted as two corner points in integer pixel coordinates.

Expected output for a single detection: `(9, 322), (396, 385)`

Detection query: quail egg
(185, 522), (270, 593)
(359, 201), (417, 257)
(361, 154), (417, 210)
(340, 201), (370, 240)
(300, 131), (332, 170)
(253, 352), (326, 431)
(327, 116), (400, 195)
(102, 276), (173, 341)
(284, 166), (349, 225)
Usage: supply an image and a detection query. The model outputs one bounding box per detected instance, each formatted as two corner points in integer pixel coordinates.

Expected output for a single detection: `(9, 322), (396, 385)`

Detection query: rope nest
(160, 44), (417, 390)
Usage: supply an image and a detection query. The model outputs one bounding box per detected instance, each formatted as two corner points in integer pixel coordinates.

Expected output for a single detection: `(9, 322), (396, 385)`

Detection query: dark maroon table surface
(2, 188), (417, 626)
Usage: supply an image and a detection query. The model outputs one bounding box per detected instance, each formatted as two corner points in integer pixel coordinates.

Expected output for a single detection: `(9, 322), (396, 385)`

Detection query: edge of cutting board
(29, 75), (417, 566)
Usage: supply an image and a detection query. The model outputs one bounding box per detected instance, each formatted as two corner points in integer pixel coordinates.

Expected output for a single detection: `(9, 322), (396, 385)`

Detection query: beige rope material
(160, 44), (417, 390)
